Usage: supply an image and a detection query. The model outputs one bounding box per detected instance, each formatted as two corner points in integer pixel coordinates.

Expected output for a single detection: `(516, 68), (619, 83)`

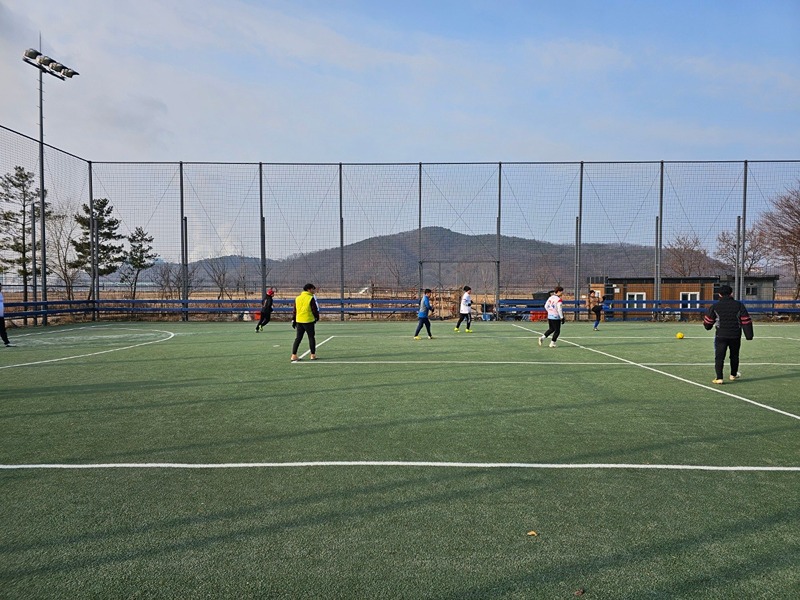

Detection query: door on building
(679, 291), (700, 320)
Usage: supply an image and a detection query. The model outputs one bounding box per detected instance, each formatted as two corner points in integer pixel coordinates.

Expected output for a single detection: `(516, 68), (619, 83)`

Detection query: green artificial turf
(1, 320), (798, 598)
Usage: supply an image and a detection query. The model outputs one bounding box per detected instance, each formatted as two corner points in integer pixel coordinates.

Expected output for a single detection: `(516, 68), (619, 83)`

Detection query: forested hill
(175, 227), (717, 290)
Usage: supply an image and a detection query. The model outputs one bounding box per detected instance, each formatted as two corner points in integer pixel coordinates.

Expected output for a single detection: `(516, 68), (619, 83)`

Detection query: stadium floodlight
(22, 44), (79, 324)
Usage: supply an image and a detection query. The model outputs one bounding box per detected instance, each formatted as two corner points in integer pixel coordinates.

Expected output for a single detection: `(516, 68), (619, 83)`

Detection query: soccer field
(1, 320), (798, 598)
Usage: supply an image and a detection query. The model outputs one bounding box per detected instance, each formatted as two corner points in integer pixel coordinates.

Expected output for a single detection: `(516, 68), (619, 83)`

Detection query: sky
(1, 0), (799, 163)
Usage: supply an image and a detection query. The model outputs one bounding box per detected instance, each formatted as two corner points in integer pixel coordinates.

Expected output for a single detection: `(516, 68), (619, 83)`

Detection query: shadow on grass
(1, 468), (797, 596)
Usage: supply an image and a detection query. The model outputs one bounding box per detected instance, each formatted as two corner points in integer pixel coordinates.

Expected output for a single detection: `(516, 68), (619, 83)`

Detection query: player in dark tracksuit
(703, 285), (754, 384)
(255, 288), (275, 332)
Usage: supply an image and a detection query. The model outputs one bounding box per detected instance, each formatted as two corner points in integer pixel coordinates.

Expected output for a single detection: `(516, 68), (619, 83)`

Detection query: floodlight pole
(37, 65), (44, 318)
(22, 41), (79, 325)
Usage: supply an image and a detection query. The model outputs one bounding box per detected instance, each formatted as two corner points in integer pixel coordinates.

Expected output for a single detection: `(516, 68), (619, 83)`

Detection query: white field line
(292, 335), (334, 361)
(316, 360), (621, 365)
(0, 327), (176, 370)
(644, 362), (800, 366)
(308, 360), (800, 367)
(514, 324), (800, 421)
(1, 461), (797, 472)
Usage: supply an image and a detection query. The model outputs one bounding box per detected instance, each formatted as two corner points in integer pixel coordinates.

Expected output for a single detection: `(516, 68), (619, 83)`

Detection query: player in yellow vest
(291, 283), (320, 362)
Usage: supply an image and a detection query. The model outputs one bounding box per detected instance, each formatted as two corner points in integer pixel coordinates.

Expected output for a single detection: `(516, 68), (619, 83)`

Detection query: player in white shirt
(454, 286), (473, 332)
(539, 286), (564, 348)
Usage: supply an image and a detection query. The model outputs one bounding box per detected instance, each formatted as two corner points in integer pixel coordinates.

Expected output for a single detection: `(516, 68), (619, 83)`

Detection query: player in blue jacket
(413, 289), (434, 339)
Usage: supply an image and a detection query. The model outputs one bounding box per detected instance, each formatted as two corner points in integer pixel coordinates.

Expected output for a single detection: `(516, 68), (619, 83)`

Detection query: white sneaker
(538, 336), (544, 346)
(549, 341), (557, 348)
(729, 372), (741, 381)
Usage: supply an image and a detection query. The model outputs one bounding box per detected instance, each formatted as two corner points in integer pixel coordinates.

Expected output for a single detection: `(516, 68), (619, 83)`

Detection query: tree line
(0, 166), (157, 301)
(663, 184), (800, 299)
(3, 165), (800, 300)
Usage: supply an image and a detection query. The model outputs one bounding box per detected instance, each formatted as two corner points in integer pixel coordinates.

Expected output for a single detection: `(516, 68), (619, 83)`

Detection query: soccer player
(454, 285), (473, 332)
(0, 283), (13, 347)
(255, 287), (275, 332)
(703, 284), (754, 384)
(539, 286), (565, 348)
(414, 288), (434, 339)
(586, 289), (602, 331)
(291, 283), (320, 362)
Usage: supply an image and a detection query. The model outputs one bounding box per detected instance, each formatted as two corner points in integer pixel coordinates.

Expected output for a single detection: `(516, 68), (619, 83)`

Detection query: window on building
(745, 286), (758, 296)
(626, 292), (646, 308)
(680, 292), (700, 310)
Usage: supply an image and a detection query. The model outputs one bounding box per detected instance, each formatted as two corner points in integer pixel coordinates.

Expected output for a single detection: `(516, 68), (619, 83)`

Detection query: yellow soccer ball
(676, 332), (684, 339)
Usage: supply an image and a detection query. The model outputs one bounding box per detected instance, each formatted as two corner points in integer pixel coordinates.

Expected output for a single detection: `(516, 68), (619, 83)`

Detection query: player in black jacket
(255, 288), (275, 332)
(703, 285), (754, 384)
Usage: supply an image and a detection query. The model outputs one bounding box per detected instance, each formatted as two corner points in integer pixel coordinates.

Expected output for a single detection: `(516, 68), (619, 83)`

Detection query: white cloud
(1, 0), (797, 163)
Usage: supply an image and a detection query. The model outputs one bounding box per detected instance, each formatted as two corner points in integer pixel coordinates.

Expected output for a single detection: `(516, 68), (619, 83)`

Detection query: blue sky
(2, 0), (799, 163)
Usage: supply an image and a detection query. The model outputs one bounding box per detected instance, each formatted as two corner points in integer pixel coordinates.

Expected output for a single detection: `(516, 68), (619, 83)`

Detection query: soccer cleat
(5, 343), (15, 347)
(712, 378), (723, 385)
(428, 336), (434, 339)
(593, 327), (598, 331)
(465, 329), (472, 333)
(729, 372), (741, 381)
(453, 327), (459, 332)
(538, 336), (544, 346)
(549, 341), (557, 348)
(413, 336), (421, 340)
(310, 355), (317, 361)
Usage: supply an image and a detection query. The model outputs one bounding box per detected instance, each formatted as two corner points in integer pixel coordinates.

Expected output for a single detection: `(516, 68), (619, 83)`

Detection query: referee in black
(703, 285), (754, 384)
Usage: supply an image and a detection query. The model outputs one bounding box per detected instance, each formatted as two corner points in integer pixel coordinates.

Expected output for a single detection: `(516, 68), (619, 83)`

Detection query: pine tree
(0, 166), (46, 302)
(70, 198), (125, 297)
(119, 227), (158, 299)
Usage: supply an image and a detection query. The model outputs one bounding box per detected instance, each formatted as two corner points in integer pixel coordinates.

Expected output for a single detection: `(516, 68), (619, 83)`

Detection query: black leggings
(543, 318), (562, 342)
(456, 312), (472, 329)
(292, 322), (316, 354)
(714, 336), (741, 379)
(0, 317), (9, 345)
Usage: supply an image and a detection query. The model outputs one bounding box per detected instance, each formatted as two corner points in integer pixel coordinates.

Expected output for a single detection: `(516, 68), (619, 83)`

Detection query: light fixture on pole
(22, 46), (79, 324)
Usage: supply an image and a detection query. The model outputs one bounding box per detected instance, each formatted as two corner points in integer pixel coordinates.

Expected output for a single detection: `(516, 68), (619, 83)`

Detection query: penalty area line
(293, 335), (334, 361)
(0, 461), (798, 472)
(0, 328), (176, 370)
(513, 324), (800, 422)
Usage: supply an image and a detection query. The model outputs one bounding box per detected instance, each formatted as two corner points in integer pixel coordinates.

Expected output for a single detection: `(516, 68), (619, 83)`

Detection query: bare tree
(664, 234), (714, 276)
(232, 252), (252, 297)
(761, 184), (800, 299)
(715, 225), (771, 275)
(152, 263), (178, 300)
(204, 257), (230, 300)
(152, 262), (198, 300)
(46, 211), (83, 300)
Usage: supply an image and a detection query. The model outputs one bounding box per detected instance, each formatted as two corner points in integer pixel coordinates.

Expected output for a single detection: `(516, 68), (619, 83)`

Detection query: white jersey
(460, 291), (472, 315)
(544, 294), (563, 320)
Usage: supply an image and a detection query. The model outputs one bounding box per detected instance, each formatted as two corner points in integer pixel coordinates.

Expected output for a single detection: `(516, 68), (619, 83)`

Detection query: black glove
(291, 321), (296, 329)
(561, 317), (566, 324)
